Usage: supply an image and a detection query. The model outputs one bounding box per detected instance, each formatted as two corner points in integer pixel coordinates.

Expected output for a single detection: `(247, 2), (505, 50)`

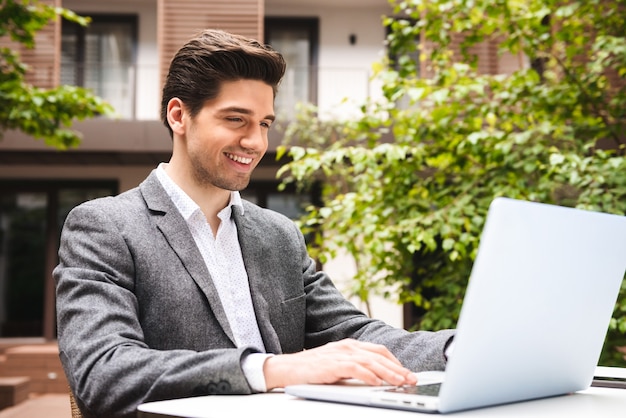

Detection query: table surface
(137, 367), (626, 418)
(137, 387), (626, 418)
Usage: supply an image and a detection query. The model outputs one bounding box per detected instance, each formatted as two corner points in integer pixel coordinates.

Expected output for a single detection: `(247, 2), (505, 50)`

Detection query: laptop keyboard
(384, 383), (442, 397)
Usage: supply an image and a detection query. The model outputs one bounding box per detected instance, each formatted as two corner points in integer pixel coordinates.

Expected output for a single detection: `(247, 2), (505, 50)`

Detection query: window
(0, 182), (117, 339)
(241, 182), (316, 221)
(530, 15), (551, 81)
(387, 21), (421, 78)
(386, 18), (421, 110)
(265, 18), (319, 119)
(61, 15), (137, 119)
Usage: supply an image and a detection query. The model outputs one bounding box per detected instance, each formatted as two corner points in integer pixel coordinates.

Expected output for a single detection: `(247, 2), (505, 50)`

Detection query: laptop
(285, 197), (626, 413)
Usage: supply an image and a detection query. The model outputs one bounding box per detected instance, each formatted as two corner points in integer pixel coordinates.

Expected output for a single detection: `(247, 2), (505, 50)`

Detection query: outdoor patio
(0, 341), (69, 418)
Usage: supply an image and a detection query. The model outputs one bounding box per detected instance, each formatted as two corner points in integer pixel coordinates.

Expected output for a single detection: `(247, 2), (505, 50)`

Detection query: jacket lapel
(232, 205), (283, 354)
(139, 171), (236, 346)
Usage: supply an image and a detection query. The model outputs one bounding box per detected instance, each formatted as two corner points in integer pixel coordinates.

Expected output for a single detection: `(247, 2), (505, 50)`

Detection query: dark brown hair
(160, 29), (286, 137)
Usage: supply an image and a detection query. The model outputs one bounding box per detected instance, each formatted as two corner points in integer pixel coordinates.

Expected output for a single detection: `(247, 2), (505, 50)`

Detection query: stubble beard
(190, 155), (251, 192)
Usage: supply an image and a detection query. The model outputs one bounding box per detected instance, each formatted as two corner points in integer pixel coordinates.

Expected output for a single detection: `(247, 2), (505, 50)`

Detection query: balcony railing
(60, 63), (375, 121)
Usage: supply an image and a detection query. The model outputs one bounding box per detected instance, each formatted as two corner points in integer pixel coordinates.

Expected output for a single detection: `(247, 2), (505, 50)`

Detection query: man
(55, 29), (454, 418)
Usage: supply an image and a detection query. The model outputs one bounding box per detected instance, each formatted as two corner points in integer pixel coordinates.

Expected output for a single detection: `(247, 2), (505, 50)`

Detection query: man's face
(184, 79), (275, 192)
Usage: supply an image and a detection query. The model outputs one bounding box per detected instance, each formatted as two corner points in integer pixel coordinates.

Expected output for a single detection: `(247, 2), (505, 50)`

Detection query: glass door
(265, 18), (319, 120)
(0, 182), (117, 339)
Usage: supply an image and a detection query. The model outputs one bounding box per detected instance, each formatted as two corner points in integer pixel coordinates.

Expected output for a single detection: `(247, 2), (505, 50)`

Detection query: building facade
(0, 0), (520, 341)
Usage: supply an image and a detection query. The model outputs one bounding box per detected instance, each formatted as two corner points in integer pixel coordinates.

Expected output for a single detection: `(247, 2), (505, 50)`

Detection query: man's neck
(164, 163), (230, 235)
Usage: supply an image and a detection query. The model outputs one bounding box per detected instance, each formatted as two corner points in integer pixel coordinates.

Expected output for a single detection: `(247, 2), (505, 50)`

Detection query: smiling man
(54, 29), (454, 418)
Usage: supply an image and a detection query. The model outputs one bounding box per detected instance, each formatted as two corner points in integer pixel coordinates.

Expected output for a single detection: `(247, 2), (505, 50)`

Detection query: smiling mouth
(225, 153), (253, 165)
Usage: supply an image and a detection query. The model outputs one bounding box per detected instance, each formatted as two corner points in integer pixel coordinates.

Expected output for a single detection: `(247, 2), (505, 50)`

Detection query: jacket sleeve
(291, 219), (455, 372)
(241, 204), (455, 372)
(55, 200), (253, 418)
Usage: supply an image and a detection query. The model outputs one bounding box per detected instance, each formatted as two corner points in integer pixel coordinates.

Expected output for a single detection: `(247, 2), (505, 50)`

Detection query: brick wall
(0, 0), (60, 89)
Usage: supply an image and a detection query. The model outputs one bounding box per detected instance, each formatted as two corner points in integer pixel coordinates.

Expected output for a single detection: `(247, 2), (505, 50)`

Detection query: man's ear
(167, 98), (186, 136)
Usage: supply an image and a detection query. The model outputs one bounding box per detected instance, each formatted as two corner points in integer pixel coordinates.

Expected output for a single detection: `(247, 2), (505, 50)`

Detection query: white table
(137, 386), (626, 418)
(138, 367), (626, 417)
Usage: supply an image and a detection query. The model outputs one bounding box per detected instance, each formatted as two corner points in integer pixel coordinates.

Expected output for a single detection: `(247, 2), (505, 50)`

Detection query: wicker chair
(69, 388), (84, 418)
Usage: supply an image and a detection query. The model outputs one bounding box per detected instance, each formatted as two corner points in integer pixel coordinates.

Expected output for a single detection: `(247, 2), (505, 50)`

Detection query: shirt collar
(155, 163), (244, 221)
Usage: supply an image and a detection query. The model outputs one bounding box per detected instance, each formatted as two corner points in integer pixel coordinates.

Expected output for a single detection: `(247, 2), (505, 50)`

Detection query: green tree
(0, 0), (113, 149)
(278, 0), (626, 365)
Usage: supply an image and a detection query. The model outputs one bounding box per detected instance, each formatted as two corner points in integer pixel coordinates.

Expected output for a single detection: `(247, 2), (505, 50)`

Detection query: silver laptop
(286, 197), (626, 413)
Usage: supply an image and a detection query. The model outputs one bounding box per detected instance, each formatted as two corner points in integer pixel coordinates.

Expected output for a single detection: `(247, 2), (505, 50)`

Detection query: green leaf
(0, 0), (113, 149)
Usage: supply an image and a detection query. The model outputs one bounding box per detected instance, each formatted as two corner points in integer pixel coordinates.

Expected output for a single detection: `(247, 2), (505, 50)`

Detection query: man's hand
(263, 339), (417, 390)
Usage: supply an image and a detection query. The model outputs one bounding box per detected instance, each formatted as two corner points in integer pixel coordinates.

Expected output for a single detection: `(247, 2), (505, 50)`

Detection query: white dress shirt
(155, 163), (270, 391)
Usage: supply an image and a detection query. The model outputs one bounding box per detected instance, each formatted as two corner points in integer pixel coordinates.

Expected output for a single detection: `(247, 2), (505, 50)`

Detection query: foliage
(277, 0), (626, 366)
(0, 0), (114, 149)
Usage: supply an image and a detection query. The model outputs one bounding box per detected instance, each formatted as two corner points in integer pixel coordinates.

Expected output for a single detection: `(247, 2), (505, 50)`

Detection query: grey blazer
(54, 170), (454, 418)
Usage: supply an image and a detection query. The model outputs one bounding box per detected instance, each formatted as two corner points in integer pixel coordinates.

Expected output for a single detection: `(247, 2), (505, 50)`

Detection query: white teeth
(226, 153), (252, 164)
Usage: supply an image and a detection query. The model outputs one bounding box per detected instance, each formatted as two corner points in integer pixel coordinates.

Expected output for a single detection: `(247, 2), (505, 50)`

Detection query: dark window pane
(0, 193), (47, 337)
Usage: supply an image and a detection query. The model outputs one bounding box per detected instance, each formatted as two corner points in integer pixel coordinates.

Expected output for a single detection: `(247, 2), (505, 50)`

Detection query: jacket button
(217, 380), (231, 393)
(191, 380), (231, 395)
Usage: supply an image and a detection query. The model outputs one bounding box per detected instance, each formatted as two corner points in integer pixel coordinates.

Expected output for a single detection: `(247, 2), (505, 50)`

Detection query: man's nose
(240, 125), (267, 150)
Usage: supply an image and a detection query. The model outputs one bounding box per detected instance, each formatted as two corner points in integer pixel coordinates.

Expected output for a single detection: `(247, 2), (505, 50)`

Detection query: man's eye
(261, 121), (272, 129)
(227, 117), (243, 123)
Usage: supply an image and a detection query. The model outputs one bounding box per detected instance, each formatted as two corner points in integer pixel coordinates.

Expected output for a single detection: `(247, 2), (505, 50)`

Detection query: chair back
(69, 388), (84, 418)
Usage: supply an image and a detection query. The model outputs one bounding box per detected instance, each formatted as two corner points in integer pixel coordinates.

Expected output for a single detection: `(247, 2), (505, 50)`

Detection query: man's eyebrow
(219, 106), (275, 121)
